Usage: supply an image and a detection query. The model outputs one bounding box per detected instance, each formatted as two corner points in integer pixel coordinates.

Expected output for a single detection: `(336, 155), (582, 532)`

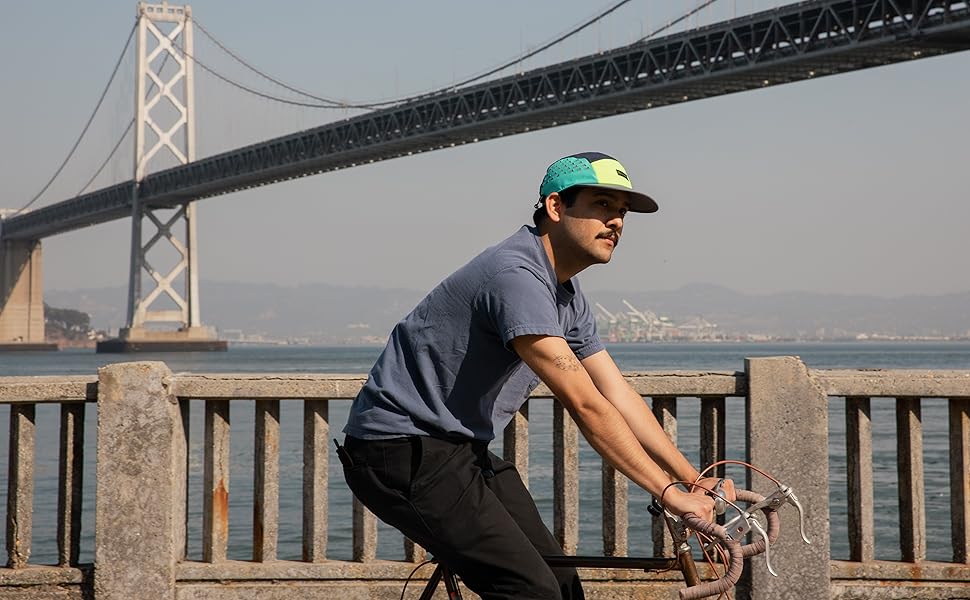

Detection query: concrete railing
(814, 367), (970, 599)
(1, 357), (968, 599)
(0, 375), (95, 597)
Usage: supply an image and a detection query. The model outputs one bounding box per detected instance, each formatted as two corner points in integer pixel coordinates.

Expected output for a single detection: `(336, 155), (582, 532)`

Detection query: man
(339, 152), (733, 600)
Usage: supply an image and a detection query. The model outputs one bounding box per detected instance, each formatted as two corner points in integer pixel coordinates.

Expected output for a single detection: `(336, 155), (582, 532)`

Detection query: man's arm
(511, 334), (714, 519)
(581, 348), (735, 499)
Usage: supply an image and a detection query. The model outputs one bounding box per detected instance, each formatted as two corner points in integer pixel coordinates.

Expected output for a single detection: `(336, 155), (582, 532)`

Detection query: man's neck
(538, 230), (581, 284)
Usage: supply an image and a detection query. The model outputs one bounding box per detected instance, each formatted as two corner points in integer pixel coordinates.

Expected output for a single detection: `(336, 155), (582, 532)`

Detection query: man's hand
(692, 477), (736, 501)
(665, 488), (717, 523)
(689, 477), (736, 519)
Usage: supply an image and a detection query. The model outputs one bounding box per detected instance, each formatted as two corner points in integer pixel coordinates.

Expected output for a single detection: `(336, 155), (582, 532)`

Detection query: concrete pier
(0, 239), (56, 350)
(96, 327), (227, 352)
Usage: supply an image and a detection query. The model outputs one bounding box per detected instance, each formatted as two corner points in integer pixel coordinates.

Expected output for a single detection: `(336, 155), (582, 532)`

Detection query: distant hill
(46, 282), (425, 343)
(587, 284), (970, 340)
(46, 282), (970, 342)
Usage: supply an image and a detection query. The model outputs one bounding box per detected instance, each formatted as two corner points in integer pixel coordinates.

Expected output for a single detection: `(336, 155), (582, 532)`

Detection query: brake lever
(745, 488), (783, 514)
(705, 509), (753, 560)
(738, 484), (811, 547)
(720, 510), (753, 541)
(663, 510), (693, 546)
(707, 478), (728, 516)
(748, 517), (776, 576)
(780, 486), (811, 545)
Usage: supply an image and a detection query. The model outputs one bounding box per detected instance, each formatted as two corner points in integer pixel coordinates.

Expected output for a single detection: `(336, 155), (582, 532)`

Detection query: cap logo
(616, 169), (629, 181)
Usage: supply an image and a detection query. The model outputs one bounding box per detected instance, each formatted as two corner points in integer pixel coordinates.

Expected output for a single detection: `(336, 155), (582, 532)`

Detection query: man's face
(559, 187), (630, 265)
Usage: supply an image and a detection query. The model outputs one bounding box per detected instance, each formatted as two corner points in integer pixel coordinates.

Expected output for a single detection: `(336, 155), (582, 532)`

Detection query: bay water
(1, 341), (967, 565)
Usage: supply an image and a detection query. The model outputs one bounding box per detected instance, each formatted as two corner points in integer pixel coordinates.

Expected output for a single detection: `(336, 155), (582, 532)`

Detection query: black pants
(340, 435), (583, 600)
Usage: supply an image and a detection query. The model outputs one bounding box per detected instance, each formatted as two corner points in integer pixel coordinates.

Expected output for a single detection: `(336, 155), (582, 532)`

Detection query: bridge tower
(98, 1), (224, 351)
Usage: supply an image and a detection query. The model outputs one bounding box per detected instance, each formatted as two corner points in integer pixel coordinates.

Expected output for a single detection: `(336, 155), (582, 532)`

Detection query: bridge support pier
(99, 325), (225, 353)
(0, 239), (56, 350)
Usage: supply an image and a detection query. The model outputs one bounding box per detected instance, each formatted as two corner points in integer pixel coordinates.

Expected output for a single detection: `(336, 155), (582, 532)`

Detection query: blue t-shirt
(343, 225), (604, 441)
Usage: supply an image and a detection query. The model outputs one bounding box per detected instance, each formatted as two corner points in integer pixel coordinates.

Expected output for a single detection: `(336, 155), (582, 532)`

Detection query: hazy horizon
(45, 278), (970, 300)
(4, 1), (969, 300)
(46, 280), (970, 341)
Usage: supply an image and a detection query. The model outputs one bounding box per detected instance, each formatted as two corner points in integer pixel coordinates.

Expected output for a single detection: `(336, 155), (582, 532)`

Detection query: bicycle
(408, 465), (810, 600)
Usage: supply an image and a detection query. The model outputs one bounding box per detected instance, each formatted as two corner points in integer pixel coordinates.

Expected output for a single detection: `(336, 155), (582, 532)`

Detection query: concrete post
(94, 362), (186, 600)
(743, 357), (830, 600)
(0, 239), (44, 343)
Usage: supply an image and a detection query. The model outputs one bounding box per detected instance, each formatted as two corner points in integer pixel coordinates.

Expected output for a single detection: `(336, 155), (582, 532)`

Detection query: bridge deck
(3, 0), (970, 240)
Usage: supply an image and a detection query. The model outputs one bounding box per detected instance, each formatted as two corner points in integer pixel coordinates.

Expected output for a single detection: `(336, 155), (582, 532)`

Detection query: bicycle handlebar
(675, 487), (785, 600)
(677, 513), (744, 600)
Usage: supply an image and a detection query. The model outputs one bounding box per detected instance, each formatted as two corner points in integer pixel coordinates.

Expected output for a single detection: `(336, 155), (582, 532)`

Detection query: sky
(2, 1), (969, 302)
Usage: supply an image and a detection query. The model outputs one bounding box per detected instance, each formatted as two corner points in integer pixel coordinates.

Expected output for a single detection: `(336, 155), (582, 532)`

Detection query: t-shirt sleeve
(565, 289), (604, 359)
(478, 267), (562, 349)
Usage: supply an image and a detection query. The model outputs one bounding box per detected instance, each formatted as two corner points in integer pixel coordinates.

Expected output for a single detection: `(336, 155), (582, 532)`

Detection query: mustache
(597, 230), (620, 243)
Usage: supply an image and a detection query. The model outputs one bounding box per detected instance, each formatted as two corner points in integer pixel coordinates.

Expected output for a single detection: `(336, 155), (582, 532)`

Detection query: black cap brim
(582, 183), (659, 213)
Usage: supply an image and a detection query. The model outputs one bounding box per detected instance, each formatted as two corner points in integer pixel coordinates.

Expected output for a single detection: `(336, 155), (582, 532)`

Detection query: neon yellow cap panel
(590, 158), (633, 190)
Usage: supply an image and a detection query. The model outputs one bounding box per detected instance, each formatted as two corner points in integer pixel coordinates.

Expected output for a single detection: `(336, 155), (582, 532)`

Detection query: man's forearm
(513, 336), (680, 495)
(610, 389), (701, 483)
(565, 392), (687, 498)
(580, 351), (701, 483)
(513, 336), (717, 518)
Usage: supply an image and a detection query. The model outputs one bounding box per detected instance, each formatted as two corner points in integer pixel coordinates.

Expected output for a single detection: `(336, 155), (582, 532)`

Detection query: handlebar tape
(678, 513), (744, 600)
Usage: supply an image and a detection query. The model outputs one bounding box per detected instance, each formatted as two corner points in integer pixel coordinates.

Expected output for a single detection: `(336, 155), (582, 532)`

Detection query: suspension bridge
(2, 0), (969, 351)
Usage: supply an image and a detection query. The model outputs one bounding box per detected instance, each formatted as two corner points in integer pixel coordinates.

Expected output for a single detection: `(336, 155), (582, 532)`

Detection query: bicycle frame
(418, 561), (462, 600)
(412, 482), (803, 599)
(418, 552), (698, 599)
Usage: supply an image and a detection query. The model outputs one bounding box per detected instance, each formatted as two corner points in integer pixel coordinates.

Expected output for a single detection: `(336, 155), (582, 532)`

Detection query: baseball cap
(537, 152), (658, 213)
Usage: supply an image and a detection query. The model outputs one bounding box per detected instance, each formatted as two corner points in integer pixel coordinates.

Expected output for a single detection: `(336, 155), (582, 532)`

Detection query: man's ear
(544, 192), (565, 223)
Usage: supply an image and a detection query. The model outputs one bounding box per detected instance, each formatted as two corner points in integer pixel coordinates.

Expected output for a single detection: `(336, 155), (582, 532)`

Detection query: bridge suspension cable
(419, 0), (639, 98)
(187, 0), (649, 111)
(14, 21), (137, 216)
(637, 0), (721, 42)
(77, 52), (172, 196)
(193, 20), (350, 108)
(170, 38), (358, 109)
(77, 121), (133, 196)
